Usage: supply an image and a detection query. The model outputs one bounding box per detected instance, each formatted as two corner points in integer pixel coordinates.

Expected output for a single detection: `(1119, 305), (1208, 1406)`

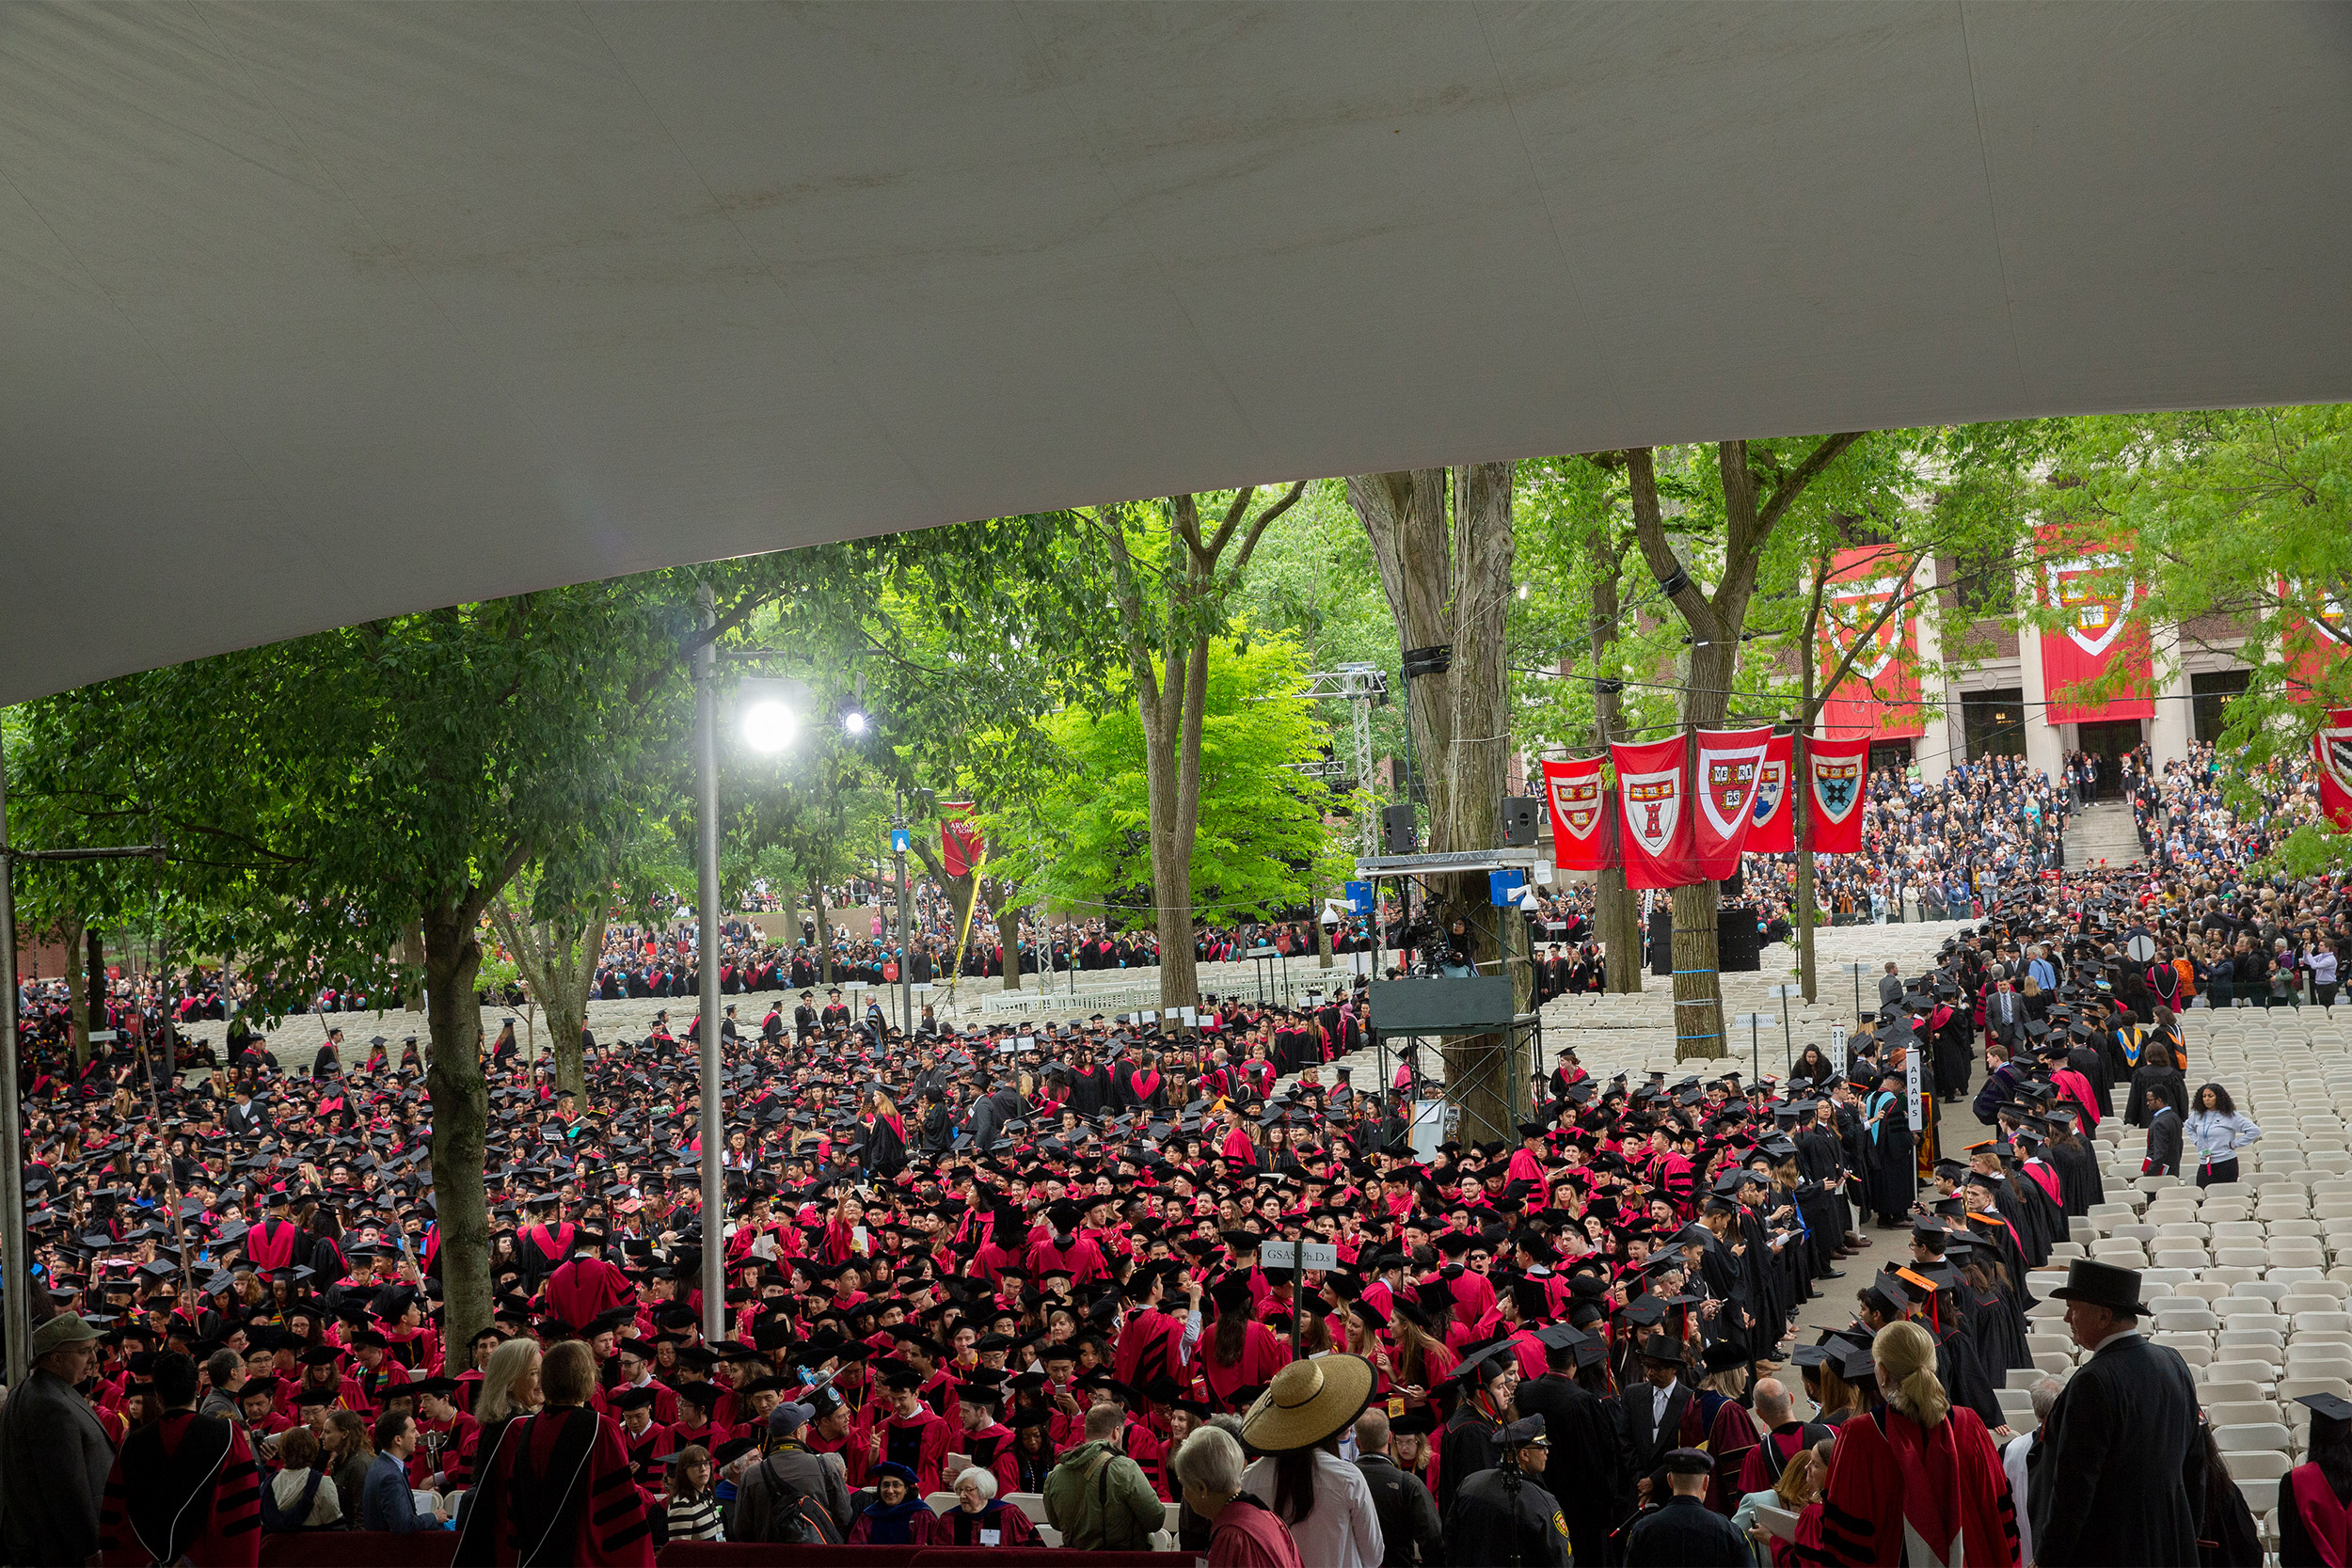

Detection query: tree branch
(1626, 448), (1723, 644)
(1758, 433), (1868, 534)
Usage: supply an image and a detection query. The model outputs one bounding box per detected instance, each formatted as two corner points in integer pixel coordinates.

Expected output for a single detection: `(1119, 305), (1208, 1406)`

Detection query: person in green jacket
(1042, 1403), (1166, 1550)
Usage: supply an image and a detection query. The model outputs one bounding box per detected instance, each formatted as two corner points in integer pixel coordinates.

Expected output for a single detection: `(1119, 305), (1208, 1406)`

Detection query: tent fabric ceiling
(2, 2), (2348, 704)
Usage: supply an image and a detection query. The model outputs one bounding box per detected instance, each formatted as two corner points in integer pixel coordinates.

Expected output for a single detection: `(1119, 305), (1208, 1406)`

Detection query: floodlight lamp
(842, 710), (869, 736)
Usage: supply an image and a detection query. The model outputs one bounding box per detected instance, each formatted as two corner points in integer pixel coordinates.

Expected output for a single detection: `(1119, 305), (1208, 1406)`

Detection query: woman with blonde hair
(1818, 1321), (2014, 1567)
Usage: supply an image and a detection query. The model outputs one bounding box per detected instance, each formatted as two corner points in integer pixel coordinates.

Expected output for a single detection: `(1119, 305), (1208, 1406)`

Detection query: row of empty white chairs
(1985, 1002), (2352, 1550)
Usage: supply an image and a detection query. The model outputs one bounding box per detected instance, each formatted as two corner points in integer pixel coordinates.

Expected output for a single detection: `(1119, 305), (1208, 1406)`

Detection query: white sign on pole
(88, 1030), (120, 1042)
(1829, 1024), (1848, 1075)
(1905, 1046), (1924, 1132)
(1731, 1013), (1778, 1032)
(2125, 931), (2156, 963)
(1259, 1240), (1340, 1273)
(1767, 984), (1804, 999)
(1141, 1010), (1157, 1023)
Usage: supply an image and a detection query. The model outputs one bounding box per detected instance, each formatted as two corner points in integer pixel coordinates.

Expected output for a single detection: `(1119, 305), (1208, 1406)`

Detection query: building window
(1962, 687), (2026, 759)
(1949, 552), (2017, 617)
(2191, 670), (2250, 743)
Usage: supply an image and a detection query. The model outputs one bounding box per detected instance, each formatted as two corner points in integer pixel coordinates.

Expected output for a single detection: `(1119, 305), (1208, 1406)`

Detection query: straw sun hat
(1240, 1354), (1377, 1453)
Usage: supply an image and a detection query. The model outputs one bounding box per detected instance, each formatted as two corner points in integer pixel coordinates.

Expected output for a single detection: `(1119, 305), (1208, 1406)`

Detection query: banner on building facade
(1818, 546), (1926, 739)
(2316, 710), (2352, 831)
(1611, 736), (1698, 890)
(1540, 757), (1614, 872)
(2280, 577), (2349, 701)
(2037, 531), (2153, 724)
(1747, 731), (1796, 853)
(1692, 726), (1773, 879)
(1804, 734), (1871, 853)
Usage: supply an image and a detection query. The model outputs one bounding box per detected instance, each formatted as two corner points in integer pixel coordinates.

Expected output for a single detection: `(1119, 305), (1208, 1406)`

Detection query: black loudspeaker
(1648, 907), (1673, 977)
(1722, 863), (1745, 899)
(1501, 796), (1539, 847)
(1382, 803), (1419, 856)
(1717, 906), (1761, 972)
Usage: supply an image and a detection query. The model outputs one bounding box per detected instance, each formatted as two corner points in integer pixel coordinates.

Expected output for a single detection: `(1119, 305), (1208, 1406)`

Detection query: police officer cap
(1498, 1415), (1548, 1446)
(1661, 1448), (1713, 1476)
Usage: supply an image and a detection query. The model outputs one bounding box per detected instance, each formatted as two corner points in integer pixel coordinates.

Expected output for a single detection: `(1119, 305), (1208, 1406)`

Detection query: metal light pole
(692, 583), (726, 1343)
(0, 747), (27, 1389)
(894, 794), (913, 1037)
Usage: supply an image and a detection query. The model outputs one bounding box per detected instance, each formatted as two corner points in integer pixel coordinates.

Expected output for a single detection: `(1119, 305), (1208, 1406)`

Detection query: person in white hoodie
(2183, 1082), (2262, 1187)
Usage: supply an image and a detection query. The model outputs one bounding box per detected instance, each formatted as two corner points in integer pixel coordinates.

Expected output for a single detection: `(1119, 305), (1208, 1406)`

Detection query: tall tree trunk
(86, 927), (106, 1049)
(490, 895), (608, 1102)
(1589, 546), (1643, 992)
(991, 886), (1023, 991)
(63, 909), (87, 1068)
(1137, 637), (1204, 1013)
(401, 921), (426, 1012)
(1350, 464), (1527, 1142)
(422, 901), (491, 1368)
(812, 879), (836, 984)
(548, 904), (606, 1101)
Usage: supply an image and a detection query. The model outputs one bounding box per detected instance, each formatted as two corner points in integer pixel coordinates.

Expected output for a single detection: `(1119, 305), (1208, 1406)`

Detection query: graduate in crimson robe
(542, 1243), (636, 1336)
(1111, 1268), (1191, 1403)
(1818, 1403), (2015, 1568)
(453, 1402), (656, 1567)
(1192, 1277), (1293, 1411)
(242, 1199), (303, 1272)
(872, 1370), (955, 1494)
(96, 1406), (263, 1568)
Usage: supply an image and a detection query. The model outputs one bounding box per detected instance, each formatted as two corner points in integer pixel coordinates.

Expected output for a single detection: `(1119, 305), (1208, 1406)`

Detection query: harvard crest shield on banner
(2037, 534), (2153, 724)
(1818, 546), (1925, 739)
(2316, 710), (2352, 832)
(1610, 735), (1698, 890)
(1692, 726), (1772, 879)
(1804, 734), (1871, 853)
(1540, 758), (1612, 872)
(1747, 731), (1795, 853)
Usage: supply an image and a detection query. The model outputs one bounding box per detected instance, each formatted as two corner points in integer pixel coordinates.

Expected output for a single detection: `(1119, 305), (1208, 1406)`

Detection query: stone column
(2017, 566), (2064, 783)
(1912, 555), (1956, 784)
(2149, 620), (2194, 767)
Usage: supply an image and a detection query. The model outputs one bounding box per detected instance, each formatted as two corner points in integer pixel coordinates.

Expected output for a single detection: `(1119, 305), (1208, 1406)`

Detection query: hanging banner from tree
(939, 800), (986, 879)
(1611, 735), (1698, 890)
(2038, 531), (2153, 724)
(1692, 726), (1773, 879)
(1818, 546), (1925, 740)
(1804, 734), (1871, 853)
(2316, 710), (2352, 831)
(1747, 731), (1796, 853)
(1541, 758), (1612, 872)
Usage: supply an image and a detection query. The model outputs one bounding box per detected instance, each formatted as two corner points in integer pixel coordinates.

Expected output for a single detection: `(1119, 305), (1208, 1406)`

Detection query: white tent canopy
(3, 2), (2348, 702)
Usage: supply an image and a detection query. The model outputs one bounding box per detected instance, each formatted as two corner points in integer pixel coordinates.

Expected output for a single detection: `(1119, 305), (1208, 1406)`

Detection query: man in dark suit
(1620, 1334), (1697, 1477)
(1352, 1408), (1443, 1566)
(2028, 1259), (2205, 1566)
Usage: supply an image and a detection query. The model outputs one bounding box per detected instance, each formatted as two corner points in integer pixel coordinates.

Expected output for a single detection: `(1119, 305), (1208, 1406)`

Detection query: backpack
(258, 1467), (325, 1533)
(747, 1453), (843, 1544)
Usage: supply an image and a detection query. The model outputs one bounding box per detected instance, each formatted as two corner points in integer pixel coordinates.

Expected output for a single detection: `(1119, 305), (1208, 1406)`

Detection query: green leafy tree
(985, 634), (1344, 932)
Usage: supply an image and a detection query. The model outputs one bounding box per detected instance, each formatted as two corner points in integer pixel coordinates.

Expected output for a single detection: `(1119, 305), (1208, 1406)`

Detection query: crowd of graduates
(27, 733), (2352, 1565)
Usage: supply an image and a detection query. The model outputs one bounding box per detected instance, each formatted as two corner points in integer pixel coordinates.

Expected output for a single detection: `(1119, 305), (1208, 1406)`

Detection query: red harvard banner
(1804, 735), (1871, 853)
(2316, 710), (2352, 831)
(1692, 726), (1772, 879)
(938, 800), (985, 878)
(1541, 758), (1611, 872)
(2038, 531), (2153, 724)
(1747, 732), (1795, 853)
(1612, 735), (1698, 890)
(1818, 546), (1925, 740)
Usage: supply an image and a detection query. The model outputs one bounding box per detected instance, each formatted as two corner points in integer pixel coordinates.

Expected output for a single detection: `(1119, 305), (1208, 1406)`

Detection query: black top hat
(2046, 1258), (2149, 1318)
